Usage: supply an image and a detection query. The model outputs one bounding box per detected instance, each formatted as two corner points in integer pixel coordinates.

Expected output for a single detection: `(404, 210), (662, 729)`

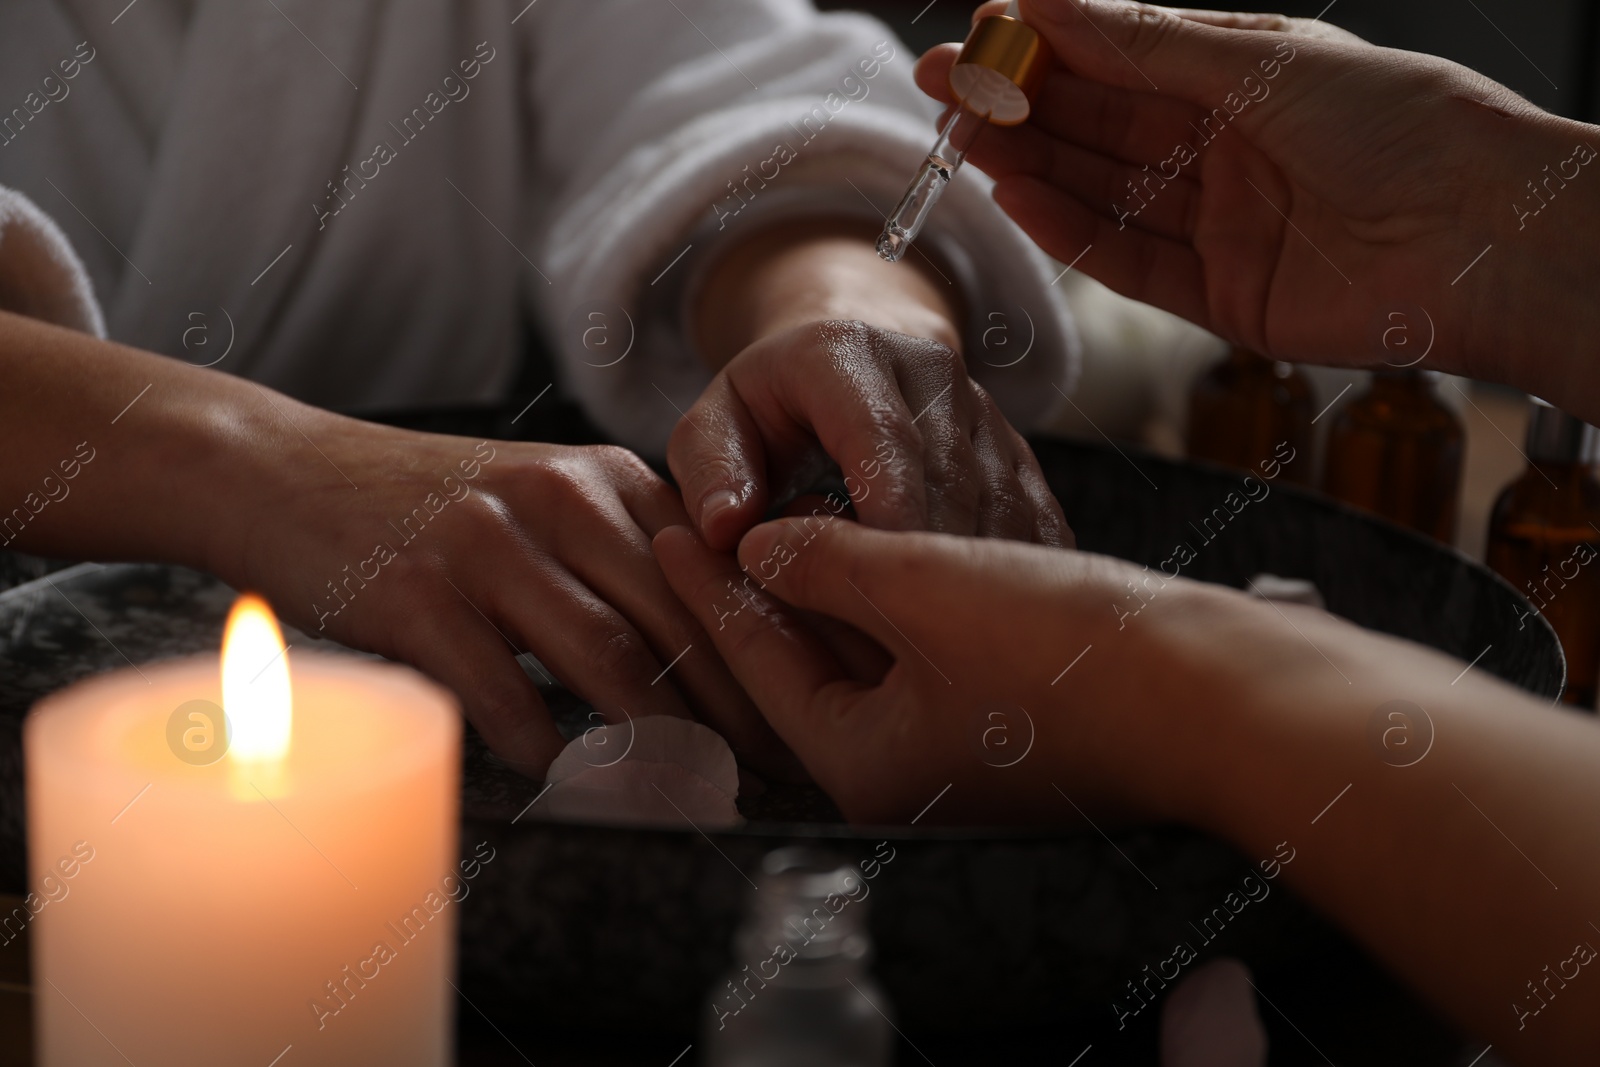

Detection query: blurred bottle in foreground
(703, 847), (893, 1067)
(1186, 346), (1314, 484)
(1486, 398), (1600, 710)
(1322, 369), (1464, 543)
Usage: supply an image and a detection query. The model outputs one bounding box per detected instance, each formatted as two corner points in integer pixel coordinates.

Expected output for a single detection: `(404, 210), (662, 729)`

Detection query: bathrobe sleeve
(0, 185), (104, 339)
(523, 0), (1081, 457)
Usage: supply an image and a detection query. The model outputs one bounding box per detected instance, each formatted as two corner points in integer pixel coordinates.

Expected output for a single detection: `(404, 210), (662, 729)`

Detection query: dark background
(819, 0), (1600, 121)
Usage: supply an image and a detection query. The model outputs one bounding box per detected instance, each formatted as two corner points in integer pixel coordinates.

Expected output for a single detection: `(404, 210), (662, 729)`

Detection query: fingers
(971, 0), (1014, 25)
(396, 602), (566, 775)
(917, 61), (1207, 247)
(733, 517), (927, 661)
(609, 445), (695, 535)
(1025, 71), (1207, 165)
(1032, 135), (1203, 243)
(653, 526), (862, 763)
(913, 43), (962, 108)
(896, 357), (986, 537)
(526, 451), (798, 774)
(798, 610), (894, 685)
(1164, 7), (1300, 30)
(666, 374), (767, 552)
(965, 385), (1070, 545)
(501, 557), (695, 722)
(1164, 8), (1365, 43)
(678, 321), (1053, 546)
(991, 173), (1212, 327)
(918, 52), (1207, 172)
(578, 497), (799, 775)
(1017, 0), (1302, 106)
(1015, 438), (1075, 547)
(731, 321), (935, 533)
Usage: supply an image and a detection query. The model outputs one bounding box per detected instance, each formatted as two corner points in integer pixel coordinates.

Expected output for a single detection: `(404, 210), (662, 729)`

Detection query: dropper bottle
(877, 1), (1051, 262)
(1485, 398), (1600, 709)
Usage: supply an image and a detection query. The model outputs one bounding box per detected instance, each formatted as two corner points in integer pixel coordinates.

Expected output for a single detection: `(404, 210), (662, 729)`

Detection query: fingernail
(700, 489), (741, 530)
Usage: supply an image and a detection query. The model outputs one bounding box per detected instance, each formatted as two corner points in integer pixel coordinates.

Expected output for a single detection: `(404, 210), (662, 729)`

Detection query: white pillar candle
(25, 596), (462, 1066)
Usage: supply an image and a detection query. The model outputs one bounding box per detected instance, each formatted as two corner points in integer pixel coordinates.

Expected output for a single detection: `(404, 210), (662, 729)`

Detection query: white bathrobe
(0, 0), (1080, 454)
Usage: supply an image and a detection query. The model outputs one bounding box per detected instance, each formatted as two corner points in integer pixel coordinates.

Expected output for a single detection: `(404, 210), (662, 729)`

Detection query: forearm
(1126, 589), (1600, 1059)
(690, 217), (964, 370)
(0, 311), (310, 577)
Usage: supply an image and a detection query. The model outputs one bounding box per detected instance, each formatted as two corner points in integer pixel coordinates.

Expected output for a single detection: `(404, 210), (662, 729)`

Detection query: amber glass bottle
(1486, 399), (1600, 709)
(1322, 369), (1464, 543)
(1186, 346), (1314, 484)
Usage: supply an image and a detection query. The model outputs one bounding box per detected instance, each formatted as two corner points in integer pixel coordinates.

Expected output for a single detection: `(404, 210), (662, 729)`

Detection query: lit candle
(25, 595), (462, 1066)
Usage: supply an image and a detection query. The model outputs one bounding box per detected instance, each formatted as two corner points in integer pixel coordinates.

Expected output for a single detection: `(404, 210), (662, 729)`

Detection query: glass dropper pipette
(876, 105), (989, 262)
(877, 1), (1051, 263)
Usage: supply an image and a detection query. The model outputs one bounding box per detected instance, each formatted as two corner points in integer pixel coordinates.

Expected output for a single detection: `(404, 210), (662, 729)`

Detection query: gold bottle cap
(950, 15), (1051, 126)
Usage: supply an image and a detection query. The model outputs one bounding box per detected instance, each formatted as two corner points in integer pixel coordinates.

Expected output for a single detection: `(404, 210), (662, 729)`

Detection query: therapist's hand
(915, 0), (1600, 421)
(653, 515), (1226, 823)
(658, 513), (1600, 1062)
(676, 219), (1070, 552)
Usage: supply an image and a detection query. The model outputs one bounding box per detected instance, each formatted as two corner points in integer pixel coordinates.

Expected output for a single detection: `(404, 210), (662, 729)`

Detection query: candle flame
(222, 594), (291, 764)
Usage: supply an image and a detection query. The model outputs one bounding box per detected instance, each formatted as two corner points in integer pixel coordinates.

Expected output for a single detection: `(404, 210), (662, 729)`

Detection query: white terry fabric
(0, 0), (1079, 455)
(0, 185), (104, 338)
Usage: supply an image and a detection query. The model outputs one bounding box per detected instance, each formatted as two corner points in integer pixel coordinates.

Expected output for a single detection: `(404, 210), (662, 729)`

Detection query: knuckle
(688, 454), (739, 495)
(926, 440), (984, 510)
(587, 628), (657, 689)
(725, 593), (802, 659)
(978, 480), (1035, 537)
(666, 417), (706, 472)
(380, 547), (435, 599)
(1050, 515), (1077, 549)
(873, 406), (923, 458)
(456, 490), (518, 534)
(526, 456), (588, 502)
(813, 318), (875, 355)
(881, 327), (964, 371)
(1122, 3), (1181, 58)
(593, 443), (653, 480)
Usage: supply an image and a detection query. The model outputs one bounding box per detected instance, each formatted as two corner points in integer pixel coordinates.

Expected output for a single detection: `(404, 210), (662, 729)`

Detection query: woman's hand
(0, 308), (793, 779)
(916, 0), (1600, 420)
(676, 220), (1071, 551)
(213, 416), (794, 777)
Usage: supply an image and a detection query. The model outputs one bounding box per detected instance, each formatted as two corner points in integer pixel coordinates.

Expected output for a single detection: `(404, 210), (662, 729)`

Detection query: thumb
(737, 517), (937, 666)
(1021, 0), (1302, 104)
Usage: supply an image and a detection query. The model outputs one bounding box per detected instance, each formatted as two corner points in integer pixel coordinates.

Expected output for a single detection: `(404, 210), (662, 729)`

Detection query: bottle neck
(729, 853), (874, 987)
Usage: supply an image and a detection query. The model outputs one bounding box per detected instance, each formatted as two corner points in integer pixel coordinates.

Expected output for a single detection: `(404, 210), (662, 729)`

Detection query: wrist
(0, 315), (294, 581)
(187, 380), (366, 592)
(690, 217), (963, 369)
(1047, 577), (1351, 831)
(1470, 110), (1600, 418)
(1106, 581), (1488, 853)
